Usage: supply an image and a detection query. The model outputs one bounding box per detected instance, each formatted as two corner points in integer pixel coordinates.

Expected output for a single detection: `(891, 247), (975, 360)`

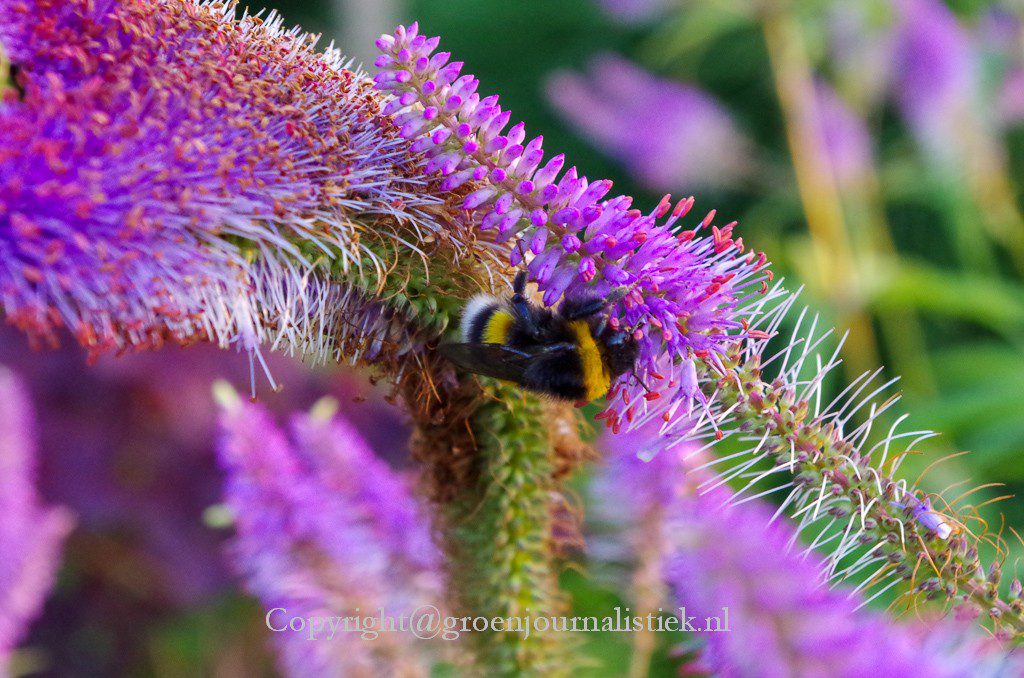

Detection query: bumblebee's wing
(439, 342), (575, 383)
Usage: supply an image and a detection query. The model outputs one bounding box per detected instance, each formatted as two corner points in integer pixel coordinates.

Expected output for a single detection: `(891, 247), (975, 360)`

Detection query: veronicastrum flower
(891, 0), (981, 163)
(655, 288), (1024, 635)
(0, 366), (73, 672)
(666, 477), (1023, 676)
(215, 388), (441, 677)
(0, 0), (461, 372)
(545, 55), (751, 193)
(374, 23), (772, 432)
(812, 81), (873, 192)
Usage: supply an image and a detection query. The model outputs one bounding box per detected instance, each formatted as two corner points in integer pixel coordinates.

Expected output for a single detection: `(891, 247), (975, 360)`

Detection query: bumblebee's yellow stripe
(568, 320), (610, 402)
(483, 309), (515, 344)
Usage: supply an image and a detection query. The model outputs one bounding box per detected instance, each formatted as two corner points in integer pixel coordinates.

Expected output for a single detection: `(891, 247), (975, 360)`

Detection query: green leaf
(871, 261), (1024, 338)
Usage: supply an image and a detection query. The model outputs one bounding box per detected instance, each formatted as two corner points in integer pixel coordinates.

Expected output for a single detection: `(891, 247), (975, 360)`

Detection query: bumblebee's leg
(561, 297), (606, 320)
(510, 271), (542, 338)
(538, 342), (576, 354)
(513, 270), (528, 296)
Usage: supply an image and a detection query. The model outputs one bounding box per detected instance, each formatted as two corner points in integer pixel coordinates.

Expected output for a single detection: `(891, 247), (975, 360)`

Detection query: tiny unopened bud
(793, 472), (818, 486)
(987, 562), (1002, 586)
(1010, 579), (1022, 599)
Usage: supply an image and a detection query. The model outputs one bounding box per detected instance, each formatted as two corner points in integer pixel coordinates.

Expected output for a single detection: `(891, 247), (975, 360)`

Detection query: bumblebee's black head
(597, 326), (639, 380)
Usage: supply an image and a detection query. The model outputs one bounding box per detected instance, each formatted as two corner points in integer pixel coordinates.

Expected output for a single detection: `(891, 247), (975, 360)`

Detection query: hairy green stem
(706, 346), (1024, 636)
(442, 383), (572, 675)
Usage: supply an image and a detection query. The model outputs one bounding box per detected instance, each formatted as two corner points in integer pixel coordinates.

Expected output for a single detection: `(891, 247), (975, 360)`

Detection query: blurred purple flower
(374, 24), (772, 433)
(545, 54), (751, 194)
(0, 0), (439, 361)
(599, 432), (1024, 676)
(0, 326), (409, 605)
(812, 81), (874, 190)
(827, 2), (897, 109)
(663, 482), (1021, 676)
(598, 0), (672, 25)
(892, 0), (980, 159)
(998, 68), (1024, 126)
(216, 392), (439, 677)
(0, 366), (73, 671)
(0, 327), (409, 672)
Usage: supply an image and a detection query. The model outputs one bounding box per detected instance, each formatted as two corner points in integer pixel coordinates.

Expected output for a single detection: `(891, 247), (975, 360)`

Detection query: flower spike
(374, 24), (772, 428)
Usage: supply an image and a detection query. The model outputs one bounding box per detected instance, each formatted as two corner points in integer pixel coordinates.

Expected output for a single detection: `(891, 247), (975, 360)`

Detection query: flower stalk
(380, 267), (582, 676)
(689, 294), (1024, 636)
(438, 384), (577, 675)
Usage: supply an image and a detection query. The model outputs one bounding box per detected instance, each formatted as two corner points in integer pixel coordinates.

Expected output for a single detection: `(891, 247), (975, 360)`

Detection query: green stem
(317, 232), (576, 674)
(451, 384), (571, 674)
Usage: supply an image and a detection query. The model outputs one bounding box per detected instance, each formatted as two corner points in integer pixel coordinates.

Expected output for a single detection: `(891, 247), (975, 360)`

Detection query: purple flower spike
(892, 0), (978, 159)
(216, 389), (441, 676)
(0, 367), (73, 670)
(664, 483), (1019, 677)
(374, 28), (773, 431)
(1, 1), (443, 361)
(546, 55), (750, 193)
(813, 81), (873, 190)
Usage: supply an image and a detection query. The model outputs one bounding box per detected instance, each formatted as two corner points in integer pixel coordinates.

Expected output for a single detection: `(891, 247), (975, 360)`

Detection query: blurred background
(4, 0), (1024, 674)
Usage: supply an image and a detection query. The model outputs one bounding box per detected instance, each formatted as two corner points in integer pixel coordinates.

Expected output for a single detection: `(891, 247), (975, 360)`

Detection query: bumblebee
(440, 272), (639, 402)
